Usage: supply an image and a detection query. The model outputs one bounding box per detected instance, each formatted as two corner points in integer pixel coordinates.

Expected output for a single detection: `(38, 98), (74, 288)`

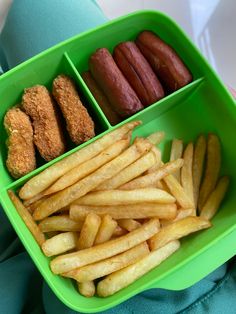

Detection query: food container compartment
(0, 10), (235, 313)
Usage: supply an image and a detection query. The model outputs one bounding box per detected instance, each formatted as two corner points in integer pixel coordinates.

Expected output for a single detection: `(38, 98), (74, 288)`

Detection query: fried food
(53, 74), (95, 145)
(4, 107), (36, 178)
(42, 232), (78, 257)
(22, 85), (65, 161)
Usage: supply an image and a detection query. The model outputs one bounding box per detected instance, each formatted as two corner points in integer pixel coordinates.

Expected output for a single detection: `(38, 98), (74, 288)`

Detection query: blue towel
(0, 1), (235, 313)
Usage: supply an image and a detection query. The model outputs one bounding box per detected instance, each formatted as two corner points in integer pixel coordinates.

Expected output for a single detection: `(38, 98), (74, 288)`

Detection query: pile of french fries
(8, 121), (229, 298)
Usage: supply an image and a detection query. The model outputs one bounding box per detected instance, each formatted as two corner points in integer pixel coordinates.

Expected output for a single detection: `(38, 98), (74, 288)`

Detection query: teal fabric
(0, 1), (235, 313)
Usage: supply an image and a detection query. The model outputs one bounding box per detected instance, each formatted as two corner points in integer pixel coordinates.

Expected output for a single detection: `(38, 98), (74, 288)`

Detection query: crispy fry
(8, 190), (45, 246)
(95, 150), (157, 190)
(97, 240), (180, 297)
(200, 176), (229, 220)
(147, 131), (165, 145)
(44, 138), (130, 195)
(33, 138), (151, 220)
(94, 215), (118, 244)
(192, 135), (206, 209)
(39, 215), (83, 232)
(23, 193), (44, 207)
(64, 242), (149, 282)
(41, 232), (78, 257)
(120, 159), (184, 190)
(77, 213), (101, 249)
(112, 226), (127, 237)
(75, 188), (175, 206)
(160, 208), (193, 226)
(19, 121), (141, 200)
(118, 219), (141, 231)
(77, 281), (95, 298)
(149, 216), (211, 251)
(198, 134), (221, 211)
(50, 219), (159, 274)
(146, 147), (161, 174)
(70, 203), (177, 220)
(170, 139), (183, 181)
(181, 143), (194, 213)
(163, 174), (193, 208)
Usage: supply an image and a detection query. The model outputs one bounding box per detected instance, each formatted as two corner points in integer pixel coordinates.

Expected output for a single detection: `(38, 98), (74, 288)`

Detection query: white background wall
(0, 0), (235, 87)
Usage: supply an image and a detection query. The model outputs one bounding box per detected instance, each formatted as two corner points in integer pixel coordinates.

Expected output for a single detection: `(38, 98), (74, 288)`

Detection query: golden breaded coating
(53, 75), (95, 145)
(22, 85), (66, 161)
(4, 107), (36, 178)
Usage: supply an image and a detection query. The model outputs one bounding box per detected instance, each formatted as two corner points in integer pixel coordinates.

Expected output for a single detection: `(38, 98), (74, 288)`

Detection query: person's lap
(0, 1), (235, 313)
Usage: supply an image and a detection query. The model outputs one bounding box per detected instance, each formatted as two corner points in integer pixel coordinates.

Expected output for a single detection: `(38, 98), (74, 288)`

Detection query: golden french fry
(198, 134), (221, 211)
(95, 150), (157, 191)
(118, 219), (141, 231)
(147, 131), (165, 145)
(44, 138), (130, 195)
(70, 203), (177, 221)
(149, 216), (211, 251)
(64, 242), (149, 282)
(146, 147), (161, 174)
(94, 215), (118, 245)
(77, 213), (101, 249)
(193, 135), (207, 208)
(97, 240), (180, 297)
(39, 215), (83, 232)
(28, 197), (48, 212)
(41, 232), (78, 257)
(120, 159), (184, 190)
(50, 219), (159, 274)
(160, 208), (193, 226)
(112, 226), (127, 237)
(19, 121), (141, 200)
(75, 188), (175, 206)
(163, 174), (193, 209)
(77, 281), (95, 298)
(33, 138), (151, 221)
(8, 190), (45, 246)
(181, 143), (195, 213)
(200, 176), (229, 220)
(170, 139), (183, 181)
(23, 193), (44, 207)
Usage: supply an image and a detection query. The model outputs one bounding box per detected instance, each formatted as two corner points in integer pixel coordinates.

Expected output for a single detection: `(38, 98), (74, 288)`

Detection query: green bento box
(0, 10), (235, 313)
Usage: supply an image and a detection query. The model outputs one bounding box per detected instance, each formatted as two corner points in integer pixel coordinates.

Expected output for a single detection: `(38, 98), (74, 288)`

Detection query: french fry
(95, 150), (157, 190)
(198, 134), (221, 211)
(64, 242), (149, 282)
(23, 193), (44, 207)
(33, 138), (151, 220)
(120, 159), (184, 190)
(19, 121), (141, 200)
(77, 281), (95, 298)
(147, 131), (165, 145)
(94, 215), (117, 245)
(70, 203), (177, 221)
(149, 216), (211, 251)
(28, 197), (48, 212)
(112, 226), (127, 237)
(39, 215), (83, 232)
(8, 190), (45, 246)
(118, 219), (141, 231)
(181, 143), (195, 214)
(75, 188), (175, 206)
(146, 147), (161, 174)
(200, 176), (229, 220)
(44, 138), (130, 195)
(163, 174), (193, 208)
(97, 240), (180, 297)
(77, 213), (101, 249)
(160, 208), (193, 226)
(193, 135), (207, 208)
(170, 139), (183, 181)
(50, 219), (159, 274)
(41, 232), (78, 257)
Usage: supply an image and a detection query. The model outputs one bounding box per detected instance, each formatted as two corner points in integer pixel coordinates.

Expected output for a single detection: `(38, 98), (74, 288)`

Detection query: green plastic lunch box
(0, 10), (235, 313)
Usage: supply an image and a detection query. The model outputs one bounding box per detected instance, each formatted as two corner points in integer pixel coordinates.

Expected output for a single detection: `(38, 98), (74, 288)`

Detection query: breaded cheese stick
(53, 74), (95, 145)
